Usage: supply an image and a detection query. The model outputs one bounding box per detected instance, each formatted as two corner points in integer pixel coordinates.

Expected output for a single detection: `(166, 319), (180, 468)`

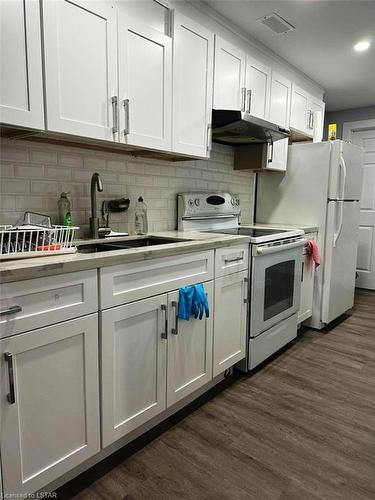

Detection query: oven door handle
(253, 239), (306, 256)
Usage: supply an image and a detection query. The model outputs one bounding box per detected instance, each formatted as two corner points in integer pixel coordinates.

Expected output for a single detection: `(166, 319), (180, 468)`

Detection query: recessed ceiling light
(354, 40), (371, 52)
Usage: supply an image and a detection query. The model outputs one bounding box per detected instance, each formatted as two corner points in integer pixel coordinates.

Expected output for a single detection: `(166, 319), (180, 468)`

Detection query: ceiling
(202, 0), (375, 111)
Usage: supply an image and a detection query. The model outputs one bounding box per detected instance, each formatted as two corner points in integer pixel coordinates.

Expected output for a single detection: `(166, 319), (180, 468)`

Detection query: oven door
(250, 239), (305, 337)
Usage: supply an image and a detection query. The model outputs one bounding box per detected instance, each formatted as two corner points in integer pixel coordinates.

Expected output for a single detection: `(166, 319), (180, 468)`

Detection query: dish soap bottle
(134, 196), (148, 234)
(57, 192), (72, 226)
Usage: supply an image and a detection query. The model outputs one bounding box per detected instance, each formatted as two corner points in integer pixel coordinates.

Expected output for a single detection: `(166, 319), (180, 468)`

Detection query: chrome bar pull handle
(4, 352), (15, 404)
(160, 305), (167, 339)
(0, 305), (22, 317)
(206, 123), (212, 153)
(246, 89), (252, 114)
(111, 96), (118, 134)
(171, 301), (179, 335)
(123, 99), (130, 136)
(224, 256), (243, 264)
(243, 277), (249, 304)
(241, 87), (246, 112)
(268, 141), (274, 163)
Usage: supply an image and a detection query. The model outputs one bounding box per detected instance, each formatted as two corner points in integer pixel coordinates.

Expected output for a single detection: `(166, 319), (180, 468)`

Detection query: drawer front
(100, 251), (214, 309)
(0, 270), (98, 338)
(215, 244), (249, 277)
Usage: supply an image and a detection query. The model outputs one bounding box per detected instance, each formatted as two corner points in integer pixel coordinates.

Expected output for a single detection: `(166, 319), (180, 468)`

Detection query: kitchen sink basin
(77, 236), (190, 253)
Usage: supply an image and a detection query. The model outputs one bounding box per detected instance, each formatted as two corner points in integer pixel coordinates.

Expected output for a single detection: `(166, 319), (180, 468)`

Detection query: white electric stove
(177, 192), (306, 370)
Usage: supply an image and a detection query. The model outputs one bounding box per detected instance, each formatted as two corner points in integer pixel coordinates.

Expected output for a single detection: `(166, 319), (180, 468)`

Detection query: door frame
(343, 119), (375, 142)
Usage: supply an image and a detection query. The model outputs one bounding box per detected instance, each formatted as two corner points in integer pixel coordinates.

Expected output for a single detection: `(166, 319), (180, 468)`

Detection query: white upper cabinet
(290, 84), (325, 141)
(166, 282), (213, 406)
(172, 12), (214, 157)
(214, 37), (246, 111)
(309, 96), (325, 142)
(118, 12), (172, 151)
(267, 71), (291, 172)
(0, 315), (100, 496)
(0, 0), (44, 129)
(245, 56), (271, 119)
(290, 84), (309, 134)
(42, 0), (118, 141)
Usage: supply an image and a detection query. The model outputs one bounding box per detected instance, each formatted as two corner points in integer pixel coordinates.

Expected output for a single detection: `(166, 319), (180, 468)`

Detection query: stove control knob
(188, 199), (194, 207)
(231, 198), (235, 205)
(257, 248), (263, 255)
(194, 198), (200, 206)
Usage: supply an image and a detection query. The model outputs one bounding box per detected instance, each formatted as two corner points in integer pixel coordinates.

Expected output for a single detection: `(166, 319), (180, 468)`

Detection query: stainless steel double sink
(77, 236), (190, 253)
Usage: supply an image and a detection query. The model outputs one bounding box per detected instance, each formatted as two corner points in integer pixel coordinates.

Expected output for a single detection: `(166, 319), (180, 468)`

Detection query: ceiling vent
(257, 13), (295, 35)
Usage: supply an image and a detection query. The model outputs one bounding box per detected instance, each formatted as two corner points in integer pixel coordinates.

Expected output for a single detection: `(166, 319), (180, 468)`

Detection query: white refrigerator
(256, 140), (363, 329)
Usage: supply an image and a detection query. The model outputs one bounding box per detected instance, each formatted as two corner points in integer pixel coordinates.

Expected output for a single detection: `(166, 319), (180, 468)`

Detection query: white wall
(0, 140), (256, 237)
(323, 105), (375, 140)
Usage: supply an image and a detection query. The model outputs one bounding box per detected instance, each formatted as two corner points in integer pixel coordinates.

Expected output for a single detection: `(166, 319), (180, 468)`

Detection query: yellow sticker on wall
(328, 123), (337, 141)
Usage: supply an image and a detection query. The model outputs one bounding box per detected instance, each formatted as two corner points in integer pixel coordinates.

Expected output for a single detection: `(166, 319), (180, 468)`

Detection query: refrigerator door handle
(339, 154), (347, 200)
(333, 202), (344, 247)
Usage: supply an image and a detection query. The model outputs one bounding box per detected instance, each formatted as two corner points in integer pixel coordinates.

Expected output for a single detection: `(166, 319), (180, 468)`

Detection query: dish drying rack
(0, 212), (79, 260)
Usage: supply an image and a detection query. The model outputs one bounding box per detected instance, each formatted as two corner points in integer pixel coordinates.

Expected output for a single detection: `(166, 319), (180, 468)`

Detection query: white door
(167, 282), (213, 406)
(0, 0), (44, 129)
(352, 128), (375, 289)
(0, 315), (100, 496)
(213, 37), (246, 111)
(322, 201), (361, 323)
(43, 0), (117, 141)
(101, 295), (167, 447)
(245, 56), (271, 119)
(172, 13), (214, 157)
(213, 271), (248, 376)
(267, 71), (291, 172)
(290, 84), (310, 135)
(118, 15), (172, 151)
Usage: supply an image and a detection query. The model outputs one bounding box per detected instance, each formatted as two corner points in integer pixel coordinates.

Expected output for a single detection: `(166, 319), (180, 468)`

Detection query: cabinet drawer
(0, 270), (98, 338)
(100, 251), (214, 309)
(215, 244), (249, 277)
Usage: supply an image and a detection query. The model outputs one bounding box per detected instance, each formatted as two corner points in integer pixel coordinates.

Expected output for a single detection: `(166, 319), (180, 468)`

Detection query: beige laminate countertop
(251, 223), (319, 234)
(0, 231), (251, 283)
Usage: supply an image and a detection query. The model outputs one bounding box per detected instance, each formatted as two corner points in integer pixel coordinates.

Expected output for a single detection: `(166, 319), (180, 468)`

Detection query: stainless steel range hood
(211, 110), (290, 145)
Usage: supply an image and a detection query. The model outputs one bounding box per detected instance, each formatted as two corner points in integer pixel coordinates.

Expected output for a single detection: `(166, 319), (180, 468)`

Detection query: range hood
(211, 110), (290, 145)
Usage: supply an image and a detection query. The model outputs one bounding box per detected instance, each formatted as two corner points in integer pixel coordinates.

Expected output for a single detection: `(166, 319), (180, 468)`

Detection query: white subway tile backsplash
(1, 178), (30, 194)
(0, 139), (256, 234)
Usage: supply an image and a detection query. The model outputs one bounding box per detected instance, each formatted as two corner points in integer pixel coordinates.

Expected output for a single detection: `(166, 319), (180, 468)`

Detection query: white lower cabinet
(299, 232), (317, 324)
(0, 314), (100, 497)
(213, 270), (248, 376)
(101, 282), (215, 447)
(167, 282), (213, 406)
(101, 294), (168, 447)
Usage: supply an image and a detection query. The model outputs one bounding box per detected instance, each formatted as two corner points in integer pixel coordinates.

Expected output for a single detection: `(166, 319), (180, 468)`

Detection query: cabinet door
(118, 14), (172, 151)
(309, 96), (325, 142)
(43, 0), (117, 141)
(298, 233), (316, 323)
(172, 13), (214, 157)
(290, 84), (310, 135)
(0, 0), (44, 129)
(213, 37), (246, 111)
(0, 315), (100, 496)
(213, 271), (248, 376)
(101, 295), (167, 447)
(167, 281), (213, 407)
(266, 72), (291, 172)
(245, 56), (271, 119)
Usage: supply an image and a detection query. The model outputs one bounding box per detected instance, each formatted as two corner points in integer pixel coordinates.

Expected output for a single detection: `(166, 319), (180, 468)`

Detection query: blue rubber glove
(193, 284), (209, 320)
(178, 286), (195, 320)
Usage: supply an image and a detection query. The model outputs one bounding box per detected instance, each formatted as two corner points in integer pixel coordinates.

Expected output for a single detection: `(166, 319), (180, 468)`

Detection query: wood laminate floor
(63, 289), (375, 500)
